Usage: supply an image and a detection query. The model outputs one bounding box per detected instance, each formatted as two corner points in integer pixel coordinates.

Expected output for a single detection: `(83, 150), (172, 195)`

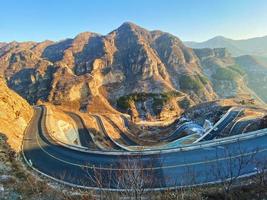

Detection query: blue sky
(1, 0), (267, 42)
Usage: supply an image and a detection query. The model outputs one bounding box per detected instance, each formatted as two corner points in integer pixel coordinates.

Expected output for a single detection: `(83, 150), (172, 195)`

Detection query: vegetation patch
(178, 98), (191, 109)
(212, 65), (244, 81)
(116, 91), (183, 110)
(228, 64), (246, 76)
(179, 74), (208, 91)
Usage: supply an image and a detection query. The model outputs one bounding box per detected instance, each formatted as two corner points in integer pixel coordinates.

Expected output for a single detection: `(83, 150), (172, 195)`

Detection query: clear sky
(1, 0), (267, 42)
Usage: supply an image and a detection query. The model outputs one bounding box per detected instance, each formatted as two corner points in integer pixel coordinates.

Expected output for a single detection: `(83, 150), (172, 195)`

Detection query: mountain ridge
(185, 35), (267, 57)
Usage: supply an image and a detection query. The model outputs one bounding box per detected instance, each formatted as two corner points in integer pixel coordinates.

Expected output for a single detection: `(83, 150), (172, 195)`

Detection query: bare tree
(116, 154), (158, 199)
(210, 143), (258, 199)
(84, 164), (118, 200)
(84, 153), (161, 200)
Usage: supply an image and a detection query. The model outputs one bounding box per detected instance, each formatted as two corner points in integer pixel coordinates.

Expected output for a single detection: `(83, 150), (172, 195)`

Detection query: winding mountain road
(161, 122), (203, 142)
(229, 119), (256, 136)
(22, 106), (267, 191)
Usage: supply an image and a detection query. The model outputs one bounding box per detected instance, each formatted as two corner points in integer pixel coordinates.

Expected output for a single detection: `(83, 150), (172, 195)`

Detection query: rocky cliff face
(0, 78), (33, 151)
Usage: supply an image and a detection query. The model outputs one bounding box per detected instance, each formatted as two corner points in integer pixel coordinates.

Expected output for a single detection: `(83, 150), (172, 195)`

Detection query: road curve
(22, 106), (267, 191)
(162, 122), (203, 142)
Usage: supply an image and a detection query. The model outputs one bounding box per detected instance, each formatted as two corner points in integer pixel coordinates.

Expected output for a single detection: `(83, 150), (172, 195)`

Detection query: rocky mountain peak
(117, 22), (143, 32)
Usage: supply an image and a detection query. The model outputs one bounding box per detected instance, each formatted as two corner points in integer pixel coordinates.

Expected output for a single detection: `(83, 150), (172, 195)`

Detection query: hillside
(0, 78), (33, 151)
(193, 48), (252, 99)
(185, 35), (267, 57)
(235, 55), (267, 102)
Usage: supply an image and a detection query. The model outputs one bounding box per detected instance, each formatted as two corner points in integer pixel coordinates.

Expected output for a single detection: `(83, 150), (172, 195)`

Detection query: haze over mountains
(185, 35), (267, 57)
(1, 22), (267, 120)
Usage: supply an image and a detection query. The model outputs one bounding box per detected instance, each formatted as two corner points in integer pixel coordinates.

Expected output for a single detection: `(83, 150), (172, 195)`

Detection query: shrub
(179, 98), (191, 109)
(228, 64), (245, 76)
(212, 66), (242, 81)
(116, 92), (182, 111)
(179, 75), (205, 91)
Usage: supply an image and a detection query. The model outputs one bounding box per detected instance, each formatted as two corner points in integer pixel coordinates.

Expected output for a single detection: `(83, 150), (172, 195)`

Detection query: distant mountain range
(185, 35), (267, 57)
(185, 35), (267, 102)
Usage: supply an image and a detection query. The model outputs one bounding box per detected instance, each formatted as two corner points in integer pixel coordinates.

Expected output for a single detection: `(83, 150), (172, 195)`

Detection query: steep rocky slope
(0, 78), (33, 151)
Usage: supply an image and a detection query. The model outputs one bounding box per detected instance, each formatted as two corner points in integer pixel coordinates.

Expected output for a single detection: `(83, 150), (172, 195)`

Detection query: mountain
(185, 35), (267, 57)
(0, 22), (258, 120)
(0, 22), (217, 119)
(0, 77), (33, 151)
(186, 35), (267, 104)
(235, 55), (267, 103)
(193, 48), (251, 99)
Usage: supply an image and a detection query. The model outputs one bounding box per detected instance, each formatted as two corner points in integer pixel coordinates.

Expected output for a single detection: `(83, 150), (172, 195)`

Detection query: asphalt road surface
(92, 115), (122, 150)
(23, 106), (267, 190)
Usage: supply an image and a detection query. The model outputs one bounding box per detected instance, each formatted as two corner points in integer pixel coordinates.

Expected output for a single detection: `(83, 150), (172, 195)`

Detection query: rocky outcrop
(0, 78), (33, 151)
